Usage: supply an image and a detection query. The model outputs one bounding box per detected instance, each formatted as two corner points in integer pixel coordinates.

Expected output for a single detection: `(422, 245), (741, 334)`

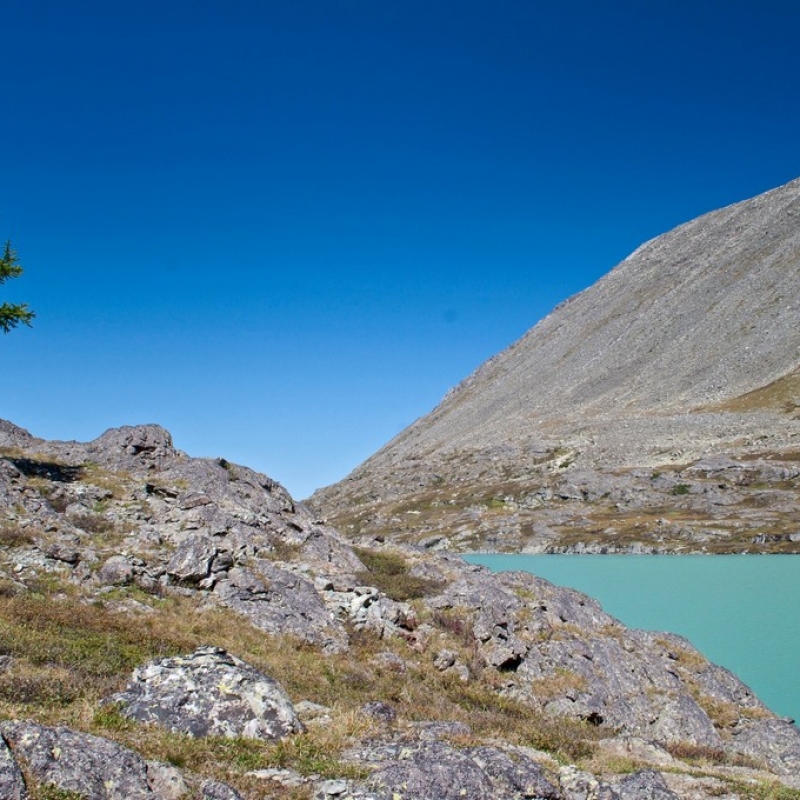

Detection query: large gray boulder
(730, 718), (800, 776)
(109, 645), (303, 741)
(351, 739), (559, 800)
(0, 721), (155, 799)
(214, 563), (349, 653)
(615, 770), (681, 799)
(165, 534), (218, 584)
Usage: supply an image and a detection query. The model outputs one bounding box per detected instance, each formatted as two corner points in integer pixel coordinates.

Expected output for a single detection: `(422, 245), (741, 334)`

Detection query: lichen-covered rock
(559, 765), (617, 800)
(351, 739), (559, 800)
(0, 733), (27, 800)
(0, 721), (156, 799)
(428, 566), (727, 749)
(145, 762), (188, 800)
(730, 718), (800, 776)
(97, 554), (136, 585)
(109, 645), (303, 741)
(365, 740), (496, 799)
(89, 424), (176, 466)
(465, 746), (560, 798)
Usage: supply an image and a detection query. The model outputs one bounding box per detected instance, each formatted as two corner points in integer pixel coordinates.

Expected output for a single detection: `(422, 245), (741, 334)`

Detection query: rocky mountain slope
(1, 420), (800, 798)
(310, 177), (800, 553)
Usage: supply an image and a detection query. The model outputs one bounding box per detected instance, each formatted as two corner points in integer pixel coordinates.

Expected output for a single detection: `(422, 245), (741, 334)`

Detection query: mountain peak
(311, 177), (800, 553)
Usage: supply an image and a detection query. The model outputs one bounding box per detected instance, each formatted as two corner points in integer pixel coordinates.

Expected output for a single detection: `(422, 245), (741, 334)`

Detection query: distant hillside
(311, 177), (800, 553)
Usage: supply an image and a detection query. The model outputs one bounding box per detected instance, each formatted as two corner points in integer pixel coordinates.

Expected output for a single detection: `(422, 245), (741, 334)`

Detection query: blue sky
(2, 1), (799, 498)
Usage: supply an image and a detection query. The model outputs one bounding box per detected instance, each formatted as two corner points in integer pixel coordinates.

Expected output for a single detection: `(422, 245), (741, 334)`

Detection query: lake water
(464, 554), (800, 723)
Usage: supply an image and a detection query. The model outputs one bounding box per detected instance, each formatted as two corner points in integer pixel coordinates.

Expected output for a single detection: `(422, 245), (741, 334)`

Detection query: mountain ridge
(310, 177), (800, 553)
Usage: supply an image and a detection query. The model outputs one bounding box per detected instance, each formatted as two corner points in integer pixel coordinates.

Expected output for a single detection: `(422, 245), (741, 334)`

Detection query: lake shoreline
(466, 553), (800, 725)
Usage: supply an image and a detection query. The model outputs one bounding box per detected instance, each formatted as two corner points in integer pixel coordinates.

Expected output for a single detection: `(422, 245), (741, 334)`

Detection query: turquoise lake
(464, 554), (800, 724)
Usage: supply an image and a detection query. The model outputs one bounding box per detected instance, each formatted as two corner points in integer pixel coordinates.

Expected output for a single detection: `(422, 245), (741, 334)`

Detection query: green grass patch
(353, 547), (443, 601)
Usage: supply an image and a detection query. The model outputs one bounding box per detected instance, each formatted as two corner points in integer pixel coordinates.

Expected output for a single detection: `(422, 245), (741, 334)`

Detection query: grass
(0, 571), (621, 794)
(353, 547), (444, 601)
(706, 367), (800, 416)
(0, 522), (37, 547)
(717, 780), (800, 800)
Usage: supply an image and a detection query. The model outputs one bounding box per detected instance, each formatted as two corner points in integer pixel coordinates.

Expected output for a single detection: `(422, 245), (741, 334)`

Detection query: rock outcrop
(309, 178), (800, 554)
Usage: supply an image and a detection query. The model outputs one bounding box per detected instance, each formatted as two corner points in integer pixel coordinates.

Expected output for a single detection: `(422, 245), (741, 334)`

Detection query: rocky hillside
(310, 177), (800, 553)
(1, 420), (800, 799)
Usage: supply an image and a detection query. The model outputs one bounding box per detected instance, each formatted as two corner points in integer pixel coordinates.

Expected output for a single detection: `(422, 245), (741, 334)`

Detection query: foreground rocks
(2, 420), (800, 798)
(0, 717), (736, 800)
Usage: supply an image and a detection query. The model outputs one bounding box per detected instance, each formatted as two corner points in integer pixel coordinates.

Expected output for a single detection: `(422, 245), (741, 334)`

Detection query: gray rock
(559, 765), (617, 800)
(357, 738), (561, 800)
(165, 534), (217, 584)
(730, 718), (800, 775)
(615, 770), (680, 799)
(98, 555), (135, 585)
(43, 540), (81, 564)
(365, 740), (496, 799)
(215, 563), (349, 653)
(465, 746), (560, 798)
(360, 701), (397, 724)
(109, 645), (303, 741)
(0, 721), (155, 799)
(433, 649), (457, 670)
(177, 492), (213, 510)
(0, 733), (27, 800)
(90, 424), (175, 465)
(198, 780), (246, 800)
(315, 779), (350, 797)
(145, 762), (189, 800)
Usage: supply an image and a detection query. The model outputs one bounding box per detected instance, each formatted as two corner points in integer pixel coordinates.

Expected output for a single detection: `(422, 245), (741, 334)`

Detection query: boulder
(199, 780), (246, 799)
(616, 770), (681, 799)
(165, 534), (217, 584)
(730, 718), (800, 776)
(558, 765), (617, 800)
(0, 721), (155, 799)
(97, 554), (136, 586)
(366, 740), (496, 799)
(214, 563), (349, 653)
(108, 645), (303, 741)
(354, 739), (559, 800)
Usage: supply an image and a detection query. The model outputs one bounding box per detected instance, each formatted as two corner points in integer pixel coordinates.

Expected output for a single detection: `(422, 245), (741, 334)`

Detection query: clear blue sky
(2, 1), (799, 499)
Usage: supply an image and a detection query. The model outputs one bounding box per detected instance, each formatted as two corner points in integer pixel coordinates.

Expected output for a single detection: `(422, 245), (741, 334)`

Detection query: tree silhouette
(0, 240), (35, 333)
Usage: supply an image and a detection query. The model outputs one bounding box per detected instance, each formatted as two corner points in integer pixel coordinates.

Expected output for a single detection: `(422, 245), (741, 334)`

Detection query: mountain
(310, 177), (800, 553)
(2, 420), (800, 798)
